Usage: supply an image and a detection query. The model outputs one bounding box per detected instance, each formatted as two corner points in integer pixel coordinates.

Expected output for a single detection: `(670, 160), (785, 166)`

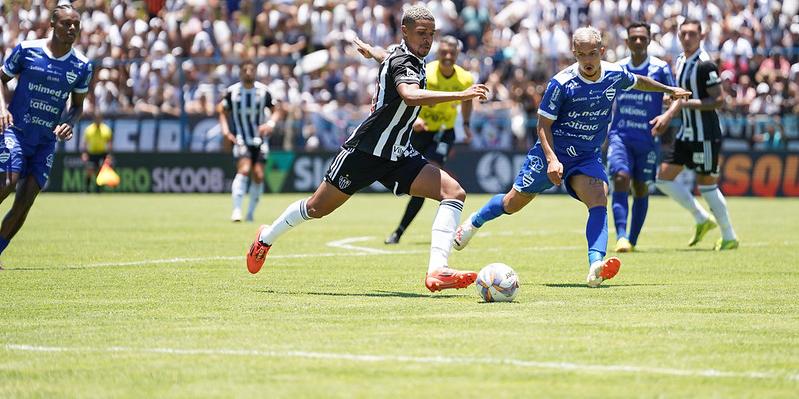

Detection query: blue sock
(0, 237), (9, 256)
(586, 206), (608, 266)
(629, 196), (649, 246)
(611, 191), (628, 240)
(471, 194), (506, 228)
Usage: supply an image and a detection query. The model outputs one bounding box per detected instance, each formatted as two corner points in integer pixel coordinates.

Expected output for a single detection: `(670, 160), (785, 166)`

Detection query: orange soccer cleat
(586, 257), (622, 288)
(425, 268), (478, 292)
(246, 225), (272, 274)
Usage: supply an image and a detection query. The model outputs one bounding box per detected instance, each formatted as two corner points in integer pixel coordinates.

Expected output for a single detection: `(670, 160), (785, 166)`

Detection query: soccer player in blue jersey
(0, 4), (92, 262)
(453, 27), (689, 287)
(607, 22), (677, 253)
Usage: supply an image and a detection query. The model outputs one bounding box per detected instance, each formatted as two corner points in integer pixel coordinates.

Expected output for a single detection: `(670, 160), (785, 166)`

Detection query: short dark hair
(51, 4), (76, 23)
(680, 19), (702, 33)
(627, 22), (651, 35)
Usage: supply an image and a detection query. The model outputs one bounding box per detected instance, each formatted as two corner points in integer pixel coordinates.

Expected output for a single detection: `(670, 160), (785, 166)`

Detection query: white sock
(656, 179), (709, 224)
(231, 174), (248, 212)
(699, 184), (737, 241)
(247, 182), (263, 218)
(259, 198), (312, 245)
(428, 199), (463, 273)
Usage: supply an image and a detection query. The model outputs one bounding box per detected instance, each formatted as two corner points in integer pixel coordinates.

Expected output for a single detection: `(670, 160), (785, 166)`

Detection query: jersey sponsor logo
(392, 145), (405, 158)
(4, 136), (15, 148)
(66, 70), (77, 84)
(30, 99), (61, 115)
(529, 155), (544, 172)
(405, 70), (419, 82)
(566, 146), (578, 157)
(564, 81), (578, 91)
(618, 106), (649, 117)
(647, 151), (657, 163)
(28, 115), (56, 129)
(604, 88), (617, 101)
(549, 85), (561, 109)
(521, 172), (535, 187)
(617, 119), (650, 131)
(567, 108), (610, 119)
(562, 120), (600, 131)
(692, 152), (705, 165)
(617, 92), (654, 102)
(28, 65), (45, 72)
(46, 153), (54, 168)
(338, 175), (351, 190)
(28, 82), (69, 99)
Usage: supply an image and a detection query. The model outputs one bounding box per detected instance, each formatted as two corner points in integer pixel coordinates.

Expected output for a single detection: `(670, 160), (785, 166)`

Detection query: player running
(0, 4), (92, 262)
(452, 27), (690, 287)
(352, 35), (476, 245)
(245, 5), (489, 292)
(607, 22), (677, 252)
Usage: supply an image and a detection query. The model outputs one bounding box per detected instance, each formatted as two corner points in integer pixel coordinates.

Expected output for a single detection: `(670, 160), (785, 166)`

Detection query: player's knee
(305, 201), (331, 219)
(632, 182), (649, 198)
(442, 181), (466, 202)
(613, 173), (631, 191)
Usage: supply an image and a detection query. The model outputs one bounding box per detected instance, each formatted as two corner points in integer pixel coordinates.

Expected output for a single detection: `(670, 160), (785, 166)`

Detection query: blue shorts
(513, 144), (607, 200)
(607, 134), (658, 183)
(1, 128), (56, 188)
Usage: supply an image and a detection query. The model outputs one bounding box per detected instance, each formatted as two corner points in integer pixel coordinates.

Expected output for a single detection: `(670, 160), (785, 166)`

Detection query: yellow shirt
(418, 60), (474, 131)
(84, 122), (113, 154)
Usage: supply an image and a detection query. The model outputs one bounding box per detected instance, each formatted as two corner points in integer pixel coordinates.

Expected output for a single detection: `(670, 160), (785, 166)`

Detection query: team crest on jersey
(604, 88), (616, 101)
(66, 70), (77, 84)
(529, 155), (544, 173)
(4, 136), (15, 148)
(405, 70), (419, 82)
(338, 175), (351, 190)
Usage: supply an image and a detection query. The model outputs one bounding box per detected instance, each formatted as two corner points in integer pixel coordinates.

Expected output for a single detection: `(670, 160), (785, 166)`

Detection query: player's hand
(54, 123), (73, 141)
(547, 158), (563, 186)
(258, 123), (273, 136)
(463, 124), (473, 144)
(0, 108), (12, 131)
(670, 87), (691, 100)
(649, 114), (671, 136)
(412, 118), (427, 132)
(462, 84), (489, 101)
(351, 36), (374, 59)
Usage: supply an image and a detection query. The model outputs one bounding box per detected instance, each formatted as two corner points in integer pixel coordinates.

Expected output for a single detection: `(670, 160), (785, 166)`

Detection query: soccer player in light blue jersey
(0, 4), (92, 263)
(607, 22), (677, 253)
(453, 27), (689, 287)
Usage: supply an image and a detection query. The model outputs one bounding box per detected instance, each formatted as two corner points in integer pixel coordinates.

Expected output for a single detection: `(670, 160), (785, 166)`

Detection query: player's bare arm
(633, 75), (691, 99)
(650, 98), (684, 136)
(397, 82), (488, 107)
(216, 102), (236, 143)
(536, 115), (562, 186)
(54, 91), (87, 141)
(0, 73), (13, 130)
(352, 36), (387, 63)
(258, 102), (286, 136)
(461, 90), (474, 143)
(681, 82), (724, 111)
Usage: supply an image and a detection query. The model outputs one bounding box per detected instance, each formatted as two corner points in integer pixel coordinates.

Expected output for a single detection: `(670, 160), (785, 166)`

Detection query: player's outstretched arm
(397, 83), (488, 107)
(352, 36), (388, 63)
(0, 73), (13, 130)
(650, 98), (684, 137)
(681, 83), (724, 111)
(633, 75), (691, 99)
(537, 115), (562, 186)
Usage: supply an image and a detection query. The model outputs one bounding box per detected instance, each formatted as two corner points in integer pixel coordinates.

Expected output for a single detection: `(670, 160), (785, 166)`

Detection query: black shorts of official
(324, 148), (428, 195)
(87, 153), (107, 170)
(410, 128), (455, 165)
(233, 144), (267, 163)
(661, 138), (721, 175)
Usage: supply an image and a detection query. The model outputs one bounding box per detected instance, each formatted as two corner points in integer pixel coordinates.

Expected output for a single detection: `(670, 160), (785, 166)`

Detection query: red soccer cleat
(586, 257), (622, 287)
(246, 225), (271, 274)
(425, 268), (478, 292)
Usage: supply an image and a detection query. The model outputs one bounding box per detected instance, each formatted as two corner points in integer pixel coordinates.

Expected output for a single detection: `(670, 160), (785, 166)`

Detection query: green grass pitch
(1, 193), (798, 398)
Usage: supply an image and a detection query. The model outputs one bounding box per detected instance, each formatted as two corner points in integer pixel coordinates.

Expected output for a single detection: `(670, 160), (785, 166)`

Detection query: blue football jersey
(2, 39), (93, 140)
(538, 61), (637, 156)
(609, 56), (675, 142)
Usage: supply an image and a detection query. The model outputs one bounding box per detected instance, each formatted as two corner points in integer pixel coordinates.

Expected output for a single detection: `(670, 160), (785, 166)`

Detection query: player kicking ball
(245, 5), (489, 292)
(452, 27), (690, 287)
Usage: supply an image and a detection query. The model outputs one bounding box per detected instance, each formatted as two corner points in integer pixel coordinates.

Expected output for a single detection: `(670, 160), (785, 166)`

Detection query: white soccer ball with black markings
(475, 263), (519, 302)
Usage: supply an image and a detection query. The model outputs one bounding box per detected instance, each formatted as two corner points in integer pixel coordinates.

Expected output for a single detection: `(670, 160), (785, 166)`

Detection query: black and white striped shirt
(221, 81), (275, 146)
(675, 49), (723, 142)
(344, 42), (427, 161)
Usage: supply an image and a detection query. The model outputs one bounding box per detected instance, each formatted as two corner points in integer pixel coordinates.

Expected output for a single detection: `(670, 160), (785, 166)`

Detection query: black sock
(397, 197), (425, 234)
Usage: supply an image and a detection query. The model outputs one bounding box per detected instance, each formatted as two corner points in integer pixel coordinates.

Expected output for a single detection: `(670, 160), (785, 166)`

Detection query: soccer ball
(475, 263), (519, 302)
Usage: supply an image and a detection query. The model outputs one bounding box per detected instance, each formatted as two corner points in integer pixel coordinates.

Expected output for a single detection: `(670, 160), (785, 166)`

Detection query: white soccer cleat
(586, 257), (622, 288)
(453, 214), (479, 251)
(231, 208), (242, 222)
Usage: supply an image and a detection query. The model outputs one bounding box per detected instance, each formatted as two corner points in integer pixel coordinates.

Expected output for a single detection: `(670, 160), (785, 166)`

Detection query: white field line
(326, 236), (394, 254)
(4, 344), (797, 382)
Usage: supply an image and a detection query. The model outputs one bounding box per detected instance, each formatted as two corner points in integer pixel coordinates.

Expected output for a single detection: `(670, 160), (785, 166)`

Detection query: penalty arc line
(4, 344), (798, 382)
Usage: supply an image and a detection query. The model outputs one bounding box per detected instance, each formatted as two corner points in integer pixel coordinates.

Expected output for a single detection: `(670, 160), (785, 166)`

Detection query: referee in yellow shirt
(81, 113), (112, 193)
(353, 35), (475, 244)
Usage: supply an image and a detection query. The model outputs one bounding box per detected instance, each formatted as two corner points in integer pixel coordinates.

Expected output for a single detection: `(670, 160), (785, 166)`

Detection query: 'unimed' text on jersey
(609, 56), (674, 142)
(2, 39), (93, 139)
(538, 61), (637, 156)
(675, 49), (722, 142)
(221, 81), (275, 146)
(345, 42), (426, 161)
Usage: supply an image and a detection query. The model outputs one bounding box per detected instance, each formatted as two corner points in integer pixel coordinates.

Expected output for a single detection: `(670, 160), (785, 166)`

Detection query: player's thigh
(306, 181), (351, 218)
(408, 163), (465, 201)
(236, 157), (253, 175)
(658, 140), (689, 180)
(250, 161), (265, 182)
(503, 188), (535, 214)
(569, 174), (608, 208)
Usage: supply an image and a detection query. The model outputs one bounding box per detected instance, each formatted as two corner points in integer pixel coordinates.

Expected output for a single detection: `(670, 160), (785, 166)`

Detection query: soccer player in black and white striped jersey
(218, 60), (283, 222)
(655, 19), (738, 250)
(245, 5), (490, 293)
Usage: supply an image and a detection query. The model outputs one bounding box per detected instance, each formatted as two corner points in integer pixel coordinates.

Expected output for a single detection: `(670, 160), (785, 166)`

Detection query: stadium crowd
(1, 0), (798, 151)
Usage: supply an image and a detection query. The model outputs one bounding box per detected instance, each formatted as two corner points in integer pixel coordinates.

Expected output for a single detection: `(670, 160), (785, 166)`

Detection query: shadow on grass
(257, 289), (462, 299)
(541, 283), (660, 288)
